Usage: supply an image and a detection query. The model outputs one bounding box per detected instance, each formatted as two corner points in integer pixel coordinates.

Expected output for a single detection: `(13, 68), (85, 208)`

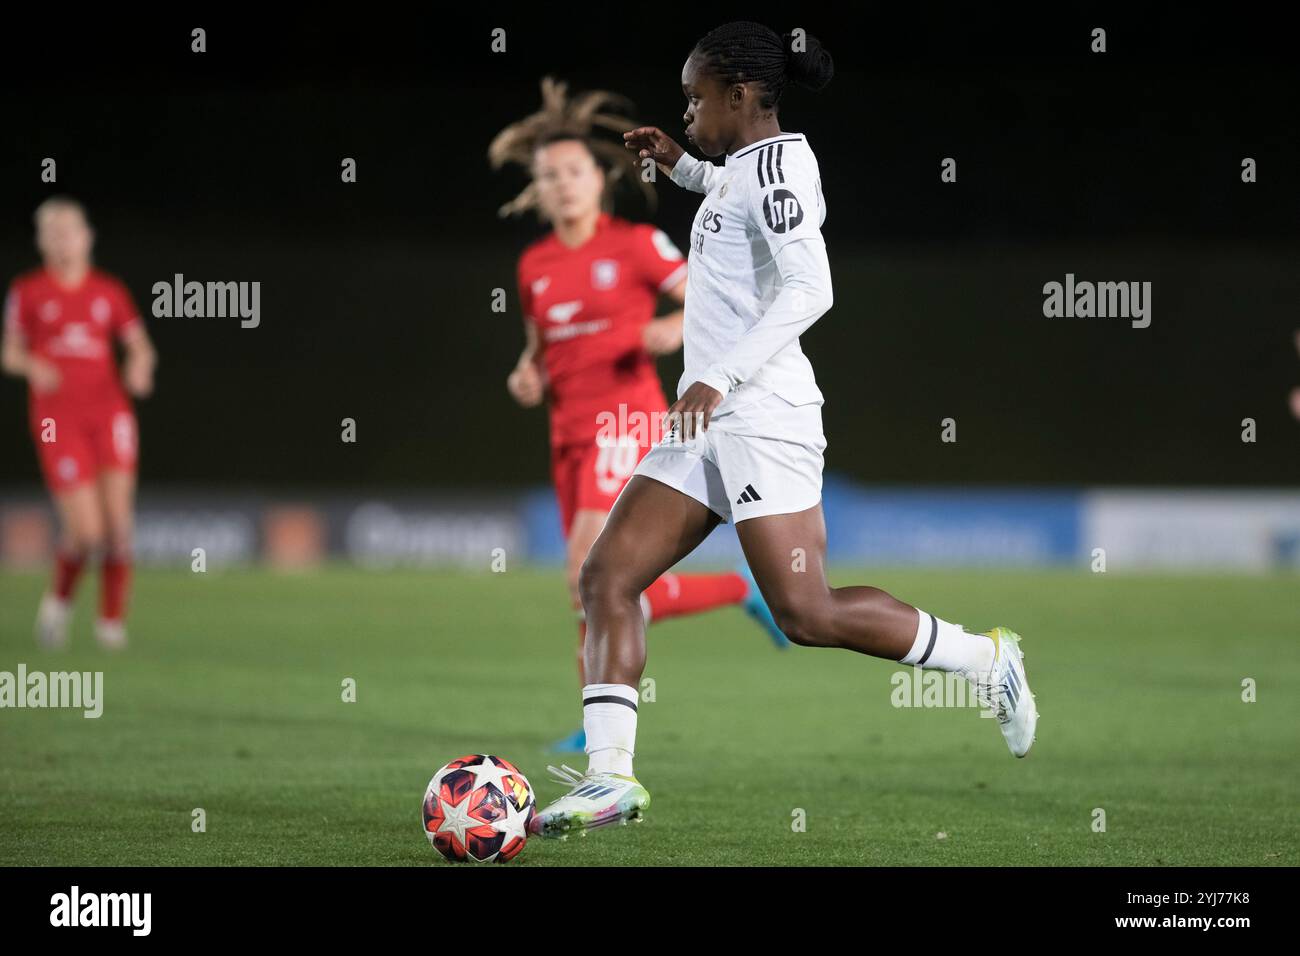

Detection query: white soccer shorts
(632, 392), (826, 523)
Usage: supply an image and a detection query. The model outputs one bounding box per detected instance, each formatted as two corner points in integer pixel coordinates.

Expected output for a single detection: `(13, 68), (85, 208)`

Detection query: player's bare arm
(506, 318), (545, 408)
(1, 328), (61, 394)
(642, 277), (686, 355)
(120, 323), (157, 398)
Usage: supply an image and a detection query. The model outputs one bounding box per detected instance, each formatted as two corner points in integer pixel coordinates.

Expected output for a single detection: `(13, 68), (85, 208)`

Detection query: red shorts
(551, 436), (652, 536)
(30, 402), (138, 493)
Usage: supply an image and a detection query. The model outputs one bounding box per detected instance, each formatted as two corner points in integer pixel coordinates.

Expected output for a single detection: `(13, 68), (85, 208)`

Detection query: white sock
(900, 609), (994, 674)
(583, 683), (638, 776)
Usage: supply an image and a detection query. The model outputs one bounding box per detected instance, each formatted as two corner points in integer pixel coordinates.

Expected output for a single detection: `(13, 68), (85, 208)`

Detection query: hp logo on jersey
(762, 189), (804, 234)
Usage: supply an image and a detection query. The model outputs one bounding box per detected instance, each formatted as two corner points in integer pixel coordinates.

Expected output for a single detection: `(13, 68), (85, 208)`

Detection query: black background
(1, 4), (1296, 490)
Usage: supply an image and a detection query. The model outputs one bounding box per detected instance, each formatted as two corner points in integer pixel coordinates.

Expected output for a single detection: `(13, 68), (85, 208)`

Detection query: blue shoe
(547, 727), (587, 753)
(737, 565), (791, 648)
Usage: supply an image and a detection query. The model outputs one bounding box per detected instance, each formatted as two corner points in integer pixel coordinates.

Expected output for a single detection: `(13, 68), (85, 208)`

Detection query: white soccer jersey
(670, 132), (832, 415)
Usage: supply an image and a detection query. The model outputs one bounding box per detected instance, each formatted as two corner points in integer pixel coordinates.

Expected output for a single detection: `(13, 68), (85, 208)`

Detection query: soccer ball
(422, 754), (536, 863)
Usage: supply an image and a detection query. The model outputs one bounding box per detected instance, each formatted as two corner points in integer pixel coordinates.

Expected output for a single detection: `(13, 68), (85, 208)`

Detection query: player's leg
(53, 483), (106, 557)
(551, 463), (780, 754)
(735, 504), (928, 656)
(37, 482), (103, 648)
(555, 443), (588, 667)
(640, 565), (788, 646)
(546, 505), (607, 753)
(543, 441), (597, 752)
(95, 468), (136, 649)
(533, 474), (721, 837)
(32, 413), (102, 648)
(588, 437), (783, 643)
(575, 515), (756, 637)
(735, 504), (1037, 756)
(566, 507), (604, 680)
(553, 501), (750, 753)
(722, 395), (1036, 756)
(579, 475), (721, 688)
(87, 406), (138, 649)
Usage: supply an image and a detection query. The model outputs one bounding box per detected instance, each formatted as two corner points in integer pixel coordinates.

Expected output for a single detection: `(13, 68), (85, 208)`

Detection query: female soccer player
(533, 23), (1038, 837)
(2, 197), (156, 650)
(491, 79), (789, 751)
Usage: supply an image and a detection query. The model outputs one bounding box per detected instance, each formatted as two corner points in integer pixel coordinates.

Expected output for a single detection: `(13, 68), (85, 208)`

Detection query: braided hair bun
(781, 29), (834, 91)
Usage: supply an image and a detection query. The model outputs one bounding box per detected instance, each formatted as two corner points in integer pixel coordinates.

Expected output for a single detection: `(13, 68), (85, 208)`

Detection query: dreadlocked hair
(487, 76), (655, 218)
(691, 21), (834, 112)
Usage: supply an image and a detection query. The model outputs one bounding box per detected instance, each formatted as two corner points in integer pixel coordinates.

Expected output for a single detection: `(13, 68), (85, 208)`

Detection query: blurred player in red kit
(2, 197), (157, 649)
(491, 79), (787, 751)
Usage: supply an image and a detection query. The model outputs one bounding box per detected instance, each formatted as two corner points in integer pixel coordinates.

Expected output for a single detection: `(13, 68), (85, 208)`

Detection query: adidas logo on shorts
(735, 484), (763, 505)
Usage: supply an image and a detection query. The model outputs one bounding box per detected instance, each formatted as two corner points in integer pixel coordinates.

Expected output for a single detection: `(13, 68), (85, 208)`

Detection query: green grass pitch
(1, 566), (1296, 866)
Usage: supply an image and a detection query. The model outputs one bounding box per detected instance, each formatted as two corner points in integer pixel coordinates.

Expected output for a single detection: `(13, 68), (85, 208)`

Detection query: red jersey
(517, 213), (687, 448)
(4, 267), (142, 417)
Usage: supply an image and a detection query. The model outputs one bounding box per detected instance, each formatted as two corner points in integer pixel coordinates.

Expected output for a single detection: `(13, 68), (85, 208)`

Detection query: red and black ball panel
(423, 754), (536, 863)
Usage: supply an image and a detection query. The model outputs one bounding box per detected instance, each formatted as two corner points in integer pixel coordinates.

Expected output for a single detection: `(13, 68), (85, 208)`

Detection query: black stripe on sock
(916, 613), (939, 666)
(583, 695), (638, 712)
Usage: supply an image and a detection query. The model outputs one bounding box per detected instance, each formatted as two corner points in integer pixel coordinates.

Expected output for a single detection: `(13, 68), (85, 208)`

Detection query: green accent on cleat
(533, 766), (651, 839)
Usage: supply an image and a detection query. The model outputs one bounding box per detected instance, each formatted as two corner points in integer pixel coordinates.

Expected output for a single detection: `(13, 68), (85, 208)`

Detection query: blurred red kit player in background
(517, 207), (684, 532)
(2, 197), (157, 649)
(491, 80), (787, 751)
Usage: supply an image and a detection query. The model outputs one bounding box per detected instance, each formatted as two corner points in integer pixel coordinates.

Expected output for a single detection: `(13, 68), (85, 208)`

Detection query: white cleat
(965, 626), (1038, 757)
(530, 764), (651, 839)
(35, 593), (72, 650)
(94, 618), (128, 651)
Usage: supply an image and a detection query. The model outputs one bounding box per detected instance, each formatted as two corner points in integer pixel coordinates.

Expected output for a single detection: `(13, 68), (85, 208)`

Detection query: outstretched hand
(624, 126), (686, 177)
